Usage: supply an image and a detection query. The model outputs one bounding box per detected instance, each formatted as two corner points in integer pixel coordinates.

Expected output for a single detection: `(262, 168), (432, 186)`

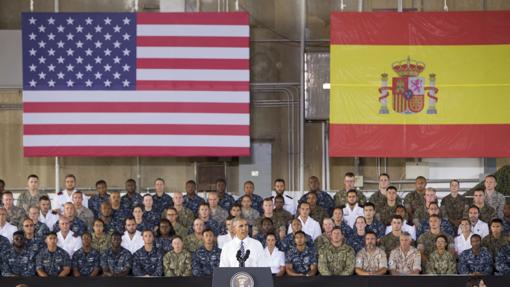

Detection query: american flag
(22, 12), (250, 157)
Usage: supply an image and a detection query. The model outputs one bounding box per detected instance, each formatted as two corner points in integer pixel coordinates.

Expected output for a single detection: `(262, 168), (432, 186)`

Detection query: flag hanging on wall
(330, 11), (510, 157)
(22, 12), (250, 157)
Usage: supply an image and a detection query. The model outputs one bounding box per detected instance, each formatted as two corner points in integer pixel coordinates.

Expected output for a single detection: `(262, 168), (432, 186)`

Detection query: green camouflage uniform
(379, 233), (402, 256)
(273, 209), (293, 228)
(482, 234), (509, 257)
(184, 234), (203, 253)
(440, 194), (466, 228)
(417, 231), (454, 258)
(333, 190), (366, 208)
(16, 190), (48, 212)
(425, 251), (457, 274)
(314, 233), (331, 252)
(369, 191), (402, 214)
(163, 250), (192, 277)
(404, 190), (425, 218)
(377, 203), (399, 226)
(172, 222), (189, 239)
(318, 243), (356, 275)
(309, 206), (328, 225)
(464, 204), (497, 224)
(176, 207), (196, 228)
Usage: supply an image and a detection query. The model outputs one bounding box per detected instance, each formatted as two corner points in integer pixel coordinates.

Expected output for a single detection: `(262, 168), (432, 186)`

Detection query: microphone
(236, 249), (242, 262)
(236, 249), (250, 267)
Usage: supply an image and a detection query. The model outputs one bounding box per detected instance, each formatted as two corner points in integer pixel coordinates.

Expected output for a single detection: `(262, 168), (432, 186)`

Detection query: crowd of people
(0, 172), (509, 277)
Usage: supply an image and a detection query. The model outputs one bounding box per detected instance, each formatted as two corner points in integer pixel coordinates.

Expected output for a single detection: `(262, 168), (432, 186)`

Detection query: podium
(212, 267), (274, 287)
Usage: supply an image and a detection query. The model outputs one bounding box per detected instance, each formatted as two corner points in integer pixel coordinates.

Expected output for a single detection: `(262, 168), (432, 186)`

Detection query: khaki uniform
(355, 247), (388, 273)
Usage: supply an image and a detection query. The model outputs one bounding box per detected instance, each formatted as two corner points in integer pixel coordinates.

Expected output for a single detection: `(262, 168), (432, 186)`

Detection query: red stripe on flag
(136, 59), (249, 70)
(137, 36), (249, 47)
(136, 81), (249, 91)
(24, 102), (249, 113)
(331, 11), (510, 45)
(137, 12), (249, 25)
(24, 146), (251, 157)
(24, 124), (249, 135)
(329, 124), (510, 157)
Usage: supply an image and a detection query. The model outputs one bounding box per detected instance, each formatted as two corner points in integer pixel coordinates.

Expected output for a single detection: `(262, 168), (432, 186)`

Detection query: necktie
(240, 240), (245, 257)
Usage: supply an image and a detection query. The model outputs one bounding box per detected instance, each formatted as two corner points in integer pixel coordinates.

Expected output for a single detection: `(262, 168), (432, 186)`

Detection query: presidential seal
(230, 271), (255, 287)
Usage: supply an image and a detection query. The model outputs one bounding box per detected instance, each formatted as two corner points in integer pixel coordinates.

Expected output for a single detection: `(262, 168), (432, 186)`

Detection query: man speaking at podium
(220, 218), (264, 267)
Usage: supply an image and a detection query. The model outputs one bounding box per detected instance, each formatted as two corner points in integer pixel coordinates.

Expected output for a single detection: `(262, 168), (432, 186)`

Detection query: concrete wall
(1, 0), (509, 192)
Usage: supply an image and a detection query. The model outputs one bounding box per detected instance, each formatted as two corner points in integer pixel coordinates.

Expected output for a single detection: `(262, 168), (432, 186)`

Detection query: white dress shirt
(57, 230), (82, 256)
(272, 191), (296, 215)
(217, 233), (235, 249)
(39, 211), (59, 231)
(0, 222), (18, 243)
(457, 220), (489, 238)
(454, 233), (473, 255)
(262, 247), (285, 274)
(287, 216), (322, 240)
(54, 189), (89, 212)
(121, 230), (144, 254)
(219, 236), (264, 267)
(385, 220), (417, 240)
(343, 203), (364, 228)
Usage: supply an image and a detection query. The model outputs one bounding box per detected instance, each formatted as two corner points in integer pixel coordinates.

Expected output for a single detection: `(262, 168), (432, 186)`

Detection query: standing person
(1, 192), (26, 227)
(467, 189), (497, 224)
(272, 179), (296, 215)
(458, 234), (493, 275)
(331, 206), (354, 240)
(183, 180), (205, 216)
(91, 219), (110, 254)
(273, 195), (293, 229)
(152, 178), (173, 215)
(120, 179), (143, 214)
(306, 192), (328, 224)
(172, 191), (195, 228)
(217, 216), (236, 249)
(71, 232), (101, 277)
(369, 174), (401, 212)
(56, 216), (82, 257)
(314, 217), (335, 251)
(495, 232), (510, 275)
(35, 232), (71, 277)
(72, 191), (95, 230)
(54, 174), (88, 213)
(142, 194), (159, 230)
(154, 219), (175, 254)
(219, 218), (264, 267)
(17, 174), (48, 212)
(334, 172), (366, 207)
(184, 219), (205, 253)
(388, 232), (421, 275)
(440, 179), (466, 229)
(88, 180), (110, 219)
(28, 206), (50, 241)
(404, 176), (427, 220)
(132, 230), (163, 277)
(484, 175), (505, 219)
(285, 231), (318, 277)
(354, 231), (388, 276)
(163, 236), (192, 277)
(236, 181), (264, 215)
(53, 203), (87, 236)
(380, 215), (405, 256)
(318, 226), (356, 275)
(192, 229), (221, 276)
(208, 191), (229, 225)
(100, 232), (132, 277)
(239, 195), (260, 226)
(378, 186), (402, 226)
(215, 178), (235, 212)
(363, 202), (385, 238)
(347, 216), (367, 254)
(165, 207), (188, 239)
(261, 233), (286, 276)
(299, 176), (334, 216)
(197, 203), (221, 236)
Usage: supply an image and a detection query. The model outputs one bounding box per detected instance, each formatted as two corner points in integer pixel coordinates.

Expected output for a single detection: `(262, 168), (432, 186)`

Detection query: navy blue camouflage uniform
(53, 217), (88, 236)
(120, 193), (144, 214)
(72, 248), (101, 276)
(299, 191), (335, 216)
(88, 194), (110, 219)
(458, 247), (493, 275)
(495, 244), (510, 275)
(218, 194), (235, 214)
(132, 247), (163, 276)
(183, 194), (205, 215)
(155, 236), (173, 254)
(346, 233), (366, 253)
(2, 246), (37, 276)
(285, 245), (317, 275)
(417, 218), (455, 238)
(191, 245), (221, 276)
(152, 193), (173, 215)
(100, 247), (132, 275)
(366, 219), (386, 239)
(35, 247), (71, 276)
(280, 233), (314, 252)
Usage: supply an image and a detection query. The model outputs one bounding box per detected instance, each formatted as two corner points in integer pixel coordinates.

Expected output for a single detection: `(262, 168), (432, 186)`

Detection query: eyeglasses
(23, 224), (35, 227)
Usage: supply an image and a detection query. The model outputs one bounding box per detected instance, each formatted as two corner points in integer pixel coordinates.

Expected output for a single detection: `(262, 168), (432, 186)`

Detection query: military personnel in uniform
(215, 178), (236, 212)
(196, 203), (221, 236)
(334, 172), (366, 207)
(281, 218), (314, 252)
(239, 195), (260, 226)
(165, 207), (188, 239)
(101, 232), (132, 277)
(314, 217), (334, 251)
(417, 201), (455, 238)
(191, 229), (221, 276)
(155, 219), (175, 254)
(466, 189), (497, 224)
(318, 226), (355, 275)
(484, 175), (506, 219)
(2, 231), (36, 276)
(184, 218), (204, 252)
(285, 231), (318, 276)
(17, 174), (48, 213)
(404, 176), (427, 219)
(132, 230), (163, 276)
(91, 219), (111, 254)
(425, 235), (457, 275)
(299, 176), (334, 216)
(495, 233), (510, 275)
(369, 174), (402, 213)
(27, 206), (50, 241)
(72, 232), (100, 277)
(142, 194), (160, 230)
(152, 178), (173, 215)
(388, 232), (421, 275)
(503, 203), (510, 235)
(482, 218), (508, 257)
(208, 191), (229, 225)
(440, 179), (466, 229)
(109, 191), (128, 233)
(363, 202), (385, 238)
(378, 186), (401, 225)
(273, 195), (293, 229)
(380, 215), (405, 256)
(412, 187), (437, 228)
(35, 232), (72, 277)
(88, 180), (110, 219)
(348, 216), (368, 253)
(53, 203), (88, 236)
(417, 215), (454, 265)
(236, 181), (263, 215)
(272, 179), (296, 215)
(2, 191), (26, 227)
(254, 198), (287, 234)
(458, 234), (493, 275)
(355, 231), (388, 275)
(120, 179), (144, 213)
(73, 191), (95, 229)
(306, 192), (328, 224)
(163, 235), (192, 277)
(22, 218), (44, 255)
(171, 191), (195, 228)
(331, 206), (354, 239)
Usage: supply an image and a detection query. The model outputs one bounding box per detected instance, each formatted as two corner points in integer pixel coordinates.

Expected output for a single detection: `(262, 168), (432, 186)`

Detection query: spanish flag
(330, 11), (510, 157)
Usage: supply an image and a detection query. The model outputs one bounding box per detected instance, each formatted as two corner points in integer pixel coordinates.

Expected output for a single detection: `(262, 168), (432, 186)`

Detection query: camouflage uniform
(100, 247), (132, 275)
(314, 233), (330, 251)
(404, 190), (425, 218)
(91, 233), (111, 254)
(34, 221), (50, 242)
(210, 207), (229, 225)
(72, 248), (101, 276)
(163, 250), (192, 276)
(88, 194), (110, 219)
(35, 247), (71, 276)
(413, 204), (430, 227)
(0, 235), (10, 253)
(417, 231), (454, 258)
(355, 247), (388, 273)
(53, 217), (88, 236)
(464, 204), (497, 224)
(425, 251), (457, 274)
(76, 206), (95, 229)
(254, 216), (286, 233)
(417, 218), (455, 238)
(26, 237), (45, 256)
(379, 233), (402, 256)
(184, 234), (203, 253)
(334, 221), (354, 240)
(120, 192), (144, 214)
(285, 245), (317, 275)
(318, 243), (355, 275)
(272, 209), (293, 229)
(176, 207), (196, 228)
(5, 206), (26, 227)
(155, 236), (173, 254)
(110, 208), (128, 233)
(135, 220), (155, 232)
(458, 247), (493, 275)
(366, 219), (386, 239)
(485, 191), (506, 219)
(132, 247), (163, 276)
(236, 194), (264, 215)
(481, 234), (508, 257)
(152, 193), (174, 215)
(333, 190), (366, 208)
(191, 245), (221, 276)
(299, 191), (335, 216)
(369, 191), (402, 214)
(440, 194), (466, 228)
(2, 246), (37, 276)
(503, 218), (510, 235)
(495, 244), (510, 275)
(142, 210), (160, 230)
(377, 203), (399, 226)
(388, 246), (422, 274)
(241, 208), (260, 226)
(16, 190), (48, 212)
(280, 233), (314, 252)
(218, 193), (236, 213)
(346, 233), (365, 254)
(203, 218), (221, 236)
(309, 206), (328, 225)
(172, 222), (188, 239)
(183, 194), (205, 216)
